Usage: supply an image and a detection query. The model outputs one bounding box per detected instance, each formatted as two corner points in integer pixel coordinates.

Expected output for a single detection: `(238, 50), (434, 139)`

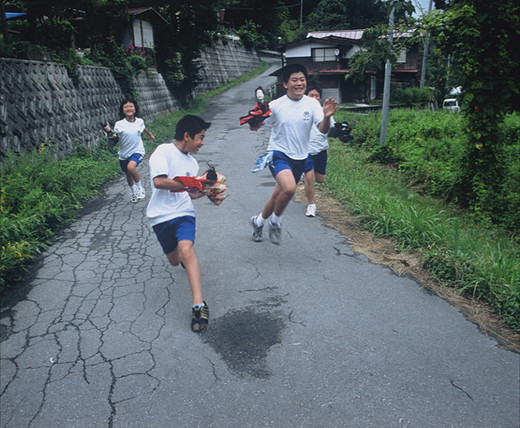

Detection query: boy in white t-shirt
(104, 98), (155, 202)
(303, 86), (335, 218)
(250, 64), (337, 244)
(146, 115), (211, 332)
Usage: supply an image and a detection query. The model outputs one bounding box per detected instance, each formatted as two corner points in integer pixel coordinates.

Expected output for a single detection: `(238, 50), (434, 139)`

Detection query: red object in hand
(239, 102), (271, 131)
(171, 176), (203, 192)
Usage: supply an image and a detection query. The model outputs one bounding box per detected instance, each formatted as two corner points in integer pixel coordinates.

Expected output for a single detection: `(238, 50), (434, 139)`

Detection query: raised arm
(318, 98), (338, 134)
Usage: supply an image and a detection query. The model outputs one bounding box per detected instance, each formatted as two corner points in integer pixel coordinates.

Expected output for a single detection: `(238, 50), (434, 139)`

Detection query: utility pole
(419, 0), (433, 88)
(300, 0), (303, 27)
(380, 3), (395, 145)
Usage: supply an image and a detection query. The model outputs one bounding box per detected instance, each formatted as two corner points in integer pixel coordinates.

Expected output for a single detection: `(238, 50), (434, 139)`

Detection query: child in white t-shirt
(105, 98), (155, 202)
(146, 115), (211, 332)
(303, 86), (335, 218)
(250, 64), (337, 244)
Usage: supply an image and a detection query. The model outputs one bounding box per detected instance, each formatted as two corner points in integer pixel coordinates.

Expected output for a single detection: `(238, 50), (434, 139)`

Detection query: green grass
(323, 139), (520, 332)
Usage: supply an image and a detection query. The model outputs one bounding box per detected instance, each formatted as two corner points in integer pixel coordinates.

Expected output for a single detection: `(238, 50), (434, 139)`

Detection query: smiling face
(283, 72), (307, 100)
(183, 129), (206, 154)
(122, 102), (136, 120)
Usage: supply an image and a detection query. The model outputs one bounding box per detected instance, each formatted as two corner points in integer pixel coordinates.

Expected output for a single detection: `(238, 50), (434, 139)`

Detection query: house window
(396, 49), (407, 63)
(312, 48), (337, 62)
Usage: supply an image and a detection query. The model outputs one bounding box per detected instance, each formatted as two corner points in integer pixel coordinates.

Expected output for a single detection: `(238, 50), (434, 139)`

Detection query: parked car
(443, 98), (460, 113)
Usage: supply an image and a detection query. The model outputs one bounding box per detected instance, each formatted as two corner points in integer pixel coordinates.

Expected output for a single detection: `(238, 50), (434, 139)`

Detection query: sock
(134, 181), (142, 189)
(308, 203), (316, 208)
(271, 214), (282, 226)
(255, 214), (266, 227)
(192, 302), (205, 309)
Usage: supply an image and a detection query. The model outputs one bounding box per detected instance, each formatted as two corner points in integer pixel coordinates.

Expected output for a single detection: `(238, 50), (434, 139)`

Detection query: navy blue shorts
(152, 216), (196, 255)
(120, 153), (143, 173)
(304, 150), (328, 175)
(268, 150), (306, 184)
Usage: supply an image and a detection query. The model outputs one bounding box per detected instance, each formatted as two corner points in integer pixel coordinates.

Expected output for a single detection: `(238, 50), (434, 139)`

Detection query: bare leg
(304, 169), (316, 205)
(166, 241), (203, 306)
(126, 160), (140, 187)
(261, 169), (297, 219)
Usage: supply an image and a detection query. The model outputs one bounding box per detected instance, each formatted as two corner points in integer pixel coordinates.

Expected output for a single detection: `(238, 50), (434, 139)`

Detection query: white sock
(256, 214), (266, 227)
(308, 203), (316, 208)
(271, 214), (282, 225)
(134, 181), (142, 189)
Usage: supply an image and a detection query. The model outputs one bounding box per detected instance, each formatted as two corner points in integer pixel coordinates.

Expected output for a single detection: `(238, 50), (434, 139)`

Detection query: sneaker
(136, 187), (146, 200)
(250, 216), (264, 242)
(268, 220), (282, 245)
(191, 302), (209, 332)
(305, 204), (316, 217)
(129, 190), (138, 203)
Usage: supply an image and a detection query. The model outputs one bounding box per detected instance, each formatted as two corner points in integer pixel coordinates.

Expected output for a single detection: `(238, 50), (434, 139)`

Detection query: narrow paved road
(1, 58), (519, 428)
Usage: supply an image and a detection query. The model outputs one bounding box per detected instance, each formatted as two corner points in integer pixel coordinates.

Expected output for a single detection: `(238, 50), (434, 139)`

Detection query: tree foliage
(304, 0), (387, 31)
(419, 0), (520, 220)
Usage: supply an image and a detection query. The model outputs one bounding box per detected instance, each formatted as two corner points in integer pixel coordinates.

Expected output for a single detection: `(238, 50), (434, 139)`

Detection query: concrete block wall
(193, 40), (261, 97)
(0, 41), (261, 162)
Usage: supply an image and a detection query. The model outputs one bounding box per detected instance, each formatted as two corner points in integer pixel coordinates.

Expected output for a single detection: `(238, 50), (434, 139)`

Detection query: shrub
(0, 145), (120, 289)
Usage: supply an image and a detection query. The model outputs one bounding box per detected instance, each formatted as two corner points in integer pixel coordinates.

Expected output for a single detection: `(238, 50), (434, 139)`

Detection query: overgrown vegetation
(325, 108), (520, 331)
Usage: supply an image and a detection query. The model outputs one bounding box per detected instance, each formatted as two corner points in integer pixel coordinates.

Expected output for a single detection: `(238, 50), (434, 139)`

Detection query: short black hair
(306, 86), (322, 96)
(119, 98), (139, 118)
(282, 64), (308, 83)
(174, 115), (211, 141)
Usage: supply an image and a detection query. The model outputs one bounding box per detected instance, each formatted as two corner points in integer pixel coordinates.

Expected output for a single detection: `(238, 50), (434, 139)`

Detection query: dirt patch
(295, 184), (520, 353)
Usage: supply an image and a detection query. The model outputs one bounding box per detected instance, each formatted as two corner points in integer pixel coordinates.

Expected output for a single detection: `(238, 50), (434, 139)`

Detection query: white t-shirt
(309, 116), (335, 155)
(265, 95), (324, 160)
(114, 117), (146, 160)
(146, 143), (199, 227)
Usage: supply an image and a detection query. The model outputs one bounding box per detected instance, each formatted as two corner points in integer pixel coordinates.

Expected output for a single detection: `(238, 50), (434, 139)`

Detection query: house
(123, 7), (168, 51)
(274, 29), (419, 103)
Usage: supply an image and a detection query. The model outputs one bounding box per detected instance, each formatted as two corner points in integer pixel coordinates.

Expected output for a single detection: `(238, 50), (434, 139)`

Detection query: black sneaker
(191, 301), (209, 332)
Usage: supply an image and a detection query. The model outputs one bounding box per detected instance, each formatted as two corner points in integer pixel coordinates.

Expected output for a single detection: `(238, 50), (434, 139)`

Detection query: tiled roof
(307, 30), (364, 40)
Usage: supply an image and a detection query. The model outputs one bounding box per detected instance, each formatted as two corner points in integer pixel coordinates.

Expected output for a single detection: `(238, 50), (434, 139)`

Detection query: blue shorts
(120, 153), (144, 173)
(268, 150), (306, 184)
(304, 150), (328, 175)
(152, 216), (196, 255)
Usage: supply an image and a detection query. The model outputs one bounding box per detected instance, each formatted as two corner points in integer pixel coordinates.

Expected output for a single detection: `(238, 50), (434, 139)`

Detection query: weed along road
(1, 59), (519, 427)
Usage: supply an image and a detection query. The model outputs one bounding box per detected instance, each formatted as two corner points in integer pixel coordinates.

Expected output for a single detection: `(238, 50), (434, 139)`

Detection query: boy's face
(283, 72), (307, 100)
(307, 89), (321, 103)
(183, 129), (206, 154)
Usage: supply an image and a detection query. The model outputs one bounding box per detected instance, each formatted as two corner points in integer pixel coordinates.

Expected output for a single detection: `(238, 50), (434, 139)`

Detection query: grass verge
(323, 139), (520, 333)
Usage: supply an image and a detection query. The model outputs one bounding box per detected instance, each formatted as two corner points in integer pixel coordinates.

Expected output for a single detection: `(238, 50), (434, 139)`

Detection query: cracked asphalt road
(1, 58), (519, 428)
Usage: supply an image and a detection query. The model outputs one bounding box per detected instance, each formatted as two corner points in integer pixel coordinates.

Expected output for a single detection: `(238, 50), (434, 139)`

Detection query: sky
(412, 0), (435, 16)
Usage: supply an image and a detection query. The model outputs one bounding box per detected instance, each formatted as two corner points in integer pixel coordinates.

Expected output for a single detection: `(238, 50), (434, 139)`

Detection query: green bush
(391, 87), (432, 108)
(335, 109), (520, 233)
(0, 144), (120, 289)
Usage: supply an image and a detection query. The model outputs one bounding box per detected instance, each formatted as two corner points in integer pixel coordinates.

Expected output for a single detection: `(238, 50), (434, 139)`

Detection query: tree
(304, 0), (387, 31)
(420, 0), (520, 219)
(154, 0), (221, 104)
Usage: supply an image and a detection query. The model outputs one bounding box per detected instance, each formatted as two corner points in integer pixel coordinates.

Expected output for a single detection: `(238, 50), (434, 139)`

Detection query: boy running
(250, 64), (337, 244)
(303, 86), (334, 217)
(146, 115), (211, 332)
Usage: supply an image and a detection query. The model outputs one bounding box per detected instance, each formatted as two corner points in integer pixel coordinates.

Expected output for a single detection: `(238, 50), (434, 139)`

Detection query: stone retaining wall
(0, 41), (261, 161)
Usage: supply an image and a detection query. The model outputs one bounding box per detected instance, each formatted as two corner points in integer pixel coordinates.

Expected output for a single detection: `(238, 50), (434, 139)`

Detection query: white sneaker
(136, 187), (146, 200)
(129, 191), (138, 203)
(306, 204), (316, 217)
